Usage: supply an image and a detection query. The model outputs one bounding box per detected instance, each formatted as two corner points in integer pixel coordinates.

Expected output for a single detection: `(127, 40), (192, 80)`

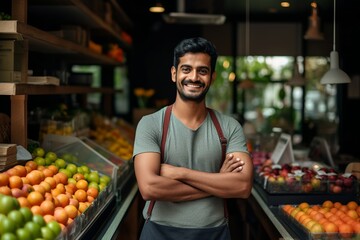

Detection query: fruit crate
(81, 137), (133, 200)
(51, 140), (118, 239)
(278, 204), (360, 240)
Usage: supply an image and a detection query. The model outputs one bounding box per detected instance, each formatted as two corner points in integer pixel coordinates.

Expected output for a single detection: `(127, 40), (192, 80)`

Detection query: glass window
(206, 55), (334, 146)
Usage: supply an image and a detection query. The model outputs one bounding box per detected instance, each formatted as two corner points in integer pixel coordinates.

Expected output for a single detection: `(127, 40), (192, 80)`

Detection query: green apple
(32, 147), (45, 158)
(45, 152), (57, 162)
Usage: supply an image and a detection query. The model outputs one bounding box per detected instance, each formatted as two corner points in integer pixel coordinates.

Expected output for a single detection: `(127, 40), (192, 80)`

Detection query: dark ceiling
(120, 0), (352, 27)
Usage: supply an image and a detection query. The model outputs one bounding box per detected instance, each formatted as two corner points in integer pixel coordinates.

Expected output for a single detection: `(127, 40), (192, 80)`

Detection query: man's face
(171, 53), (215, 102)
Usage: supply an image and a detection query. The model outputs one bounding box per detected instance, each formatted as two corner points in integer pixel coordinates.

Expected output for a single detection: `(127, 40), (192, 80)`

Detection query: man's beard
(177, 79), (209, 103)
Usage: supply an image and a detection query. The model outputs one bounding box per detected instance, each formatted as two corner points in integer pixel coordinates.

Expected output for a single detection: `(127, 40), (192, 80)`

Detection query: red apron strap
(207, 108), (229, 220)
(147, 105), (173, 221)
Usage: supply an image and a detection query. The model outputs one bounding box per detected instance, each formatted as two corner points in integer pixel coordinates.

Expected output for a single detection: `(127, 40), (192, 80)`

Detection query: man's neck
(172, 100), (208, 130)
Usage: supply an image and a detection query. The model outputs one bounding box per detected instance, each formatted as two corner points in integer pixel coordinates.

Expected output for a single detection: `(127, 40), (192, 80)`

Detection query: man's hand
(220, 154), (245, 173)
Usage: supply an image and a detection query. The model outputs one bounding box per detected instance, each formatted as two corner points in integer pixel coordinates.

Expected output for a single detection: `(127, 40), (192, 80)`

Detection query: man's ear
(171, 66), (176, 82)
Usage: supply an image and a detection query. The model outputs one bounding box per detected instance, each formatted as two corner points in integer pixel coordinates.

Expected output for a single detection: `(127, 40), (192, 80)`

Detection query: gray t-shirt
(133, 106), (248, 228)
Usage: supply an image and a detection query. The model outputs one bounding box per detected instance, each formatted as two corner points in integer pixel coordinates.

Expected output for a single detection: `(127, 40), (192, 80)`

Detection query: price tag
(271, 133), (294, 164)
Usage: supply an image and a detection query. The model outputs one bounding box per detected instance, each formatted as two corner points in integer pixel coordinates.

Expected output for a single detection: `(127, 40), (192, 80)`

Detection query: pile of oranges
(282, 200), (360, 238)
(0, 148), (111, 238)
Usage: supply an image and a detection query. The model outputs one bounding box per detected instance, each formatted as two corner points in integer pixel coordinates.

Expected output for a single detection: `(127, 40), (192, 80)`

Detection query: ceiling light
(320, 0), (351, 85)
(162, 0), (226, 25)
(149, 3), (165, 13)
(163, 12), (226, 25)
(280, 2), (290, 8)
(287, 58), (306, 86)
(304, 2), (324, 40)
(239, 0), (254, 89)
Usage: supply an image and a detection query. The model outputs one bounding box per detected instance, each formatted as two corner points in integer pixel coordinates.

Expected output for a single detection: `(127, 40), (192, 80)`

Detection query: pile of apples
(256, 160), (358, 194)
(0, 147), (111, 238)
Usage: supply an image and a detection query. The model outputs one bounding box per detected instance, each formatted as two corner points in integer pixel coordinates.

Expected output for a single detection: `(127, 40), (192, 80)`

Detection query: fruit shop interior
(0, 0), (360, 239)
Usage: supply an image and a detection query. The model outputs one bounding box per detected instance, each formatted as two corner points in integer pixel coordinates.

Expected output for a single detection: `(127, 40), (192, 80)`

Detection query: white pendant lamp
(304, 2), (324, 40)
(320, 0), (351, 85)
(239, 0), (254, 89)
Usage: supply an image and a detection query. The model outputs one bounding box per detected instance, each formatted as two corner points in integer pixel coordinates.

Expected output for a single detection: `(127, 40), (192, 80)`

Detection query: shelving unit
(0, 0), (132, 147)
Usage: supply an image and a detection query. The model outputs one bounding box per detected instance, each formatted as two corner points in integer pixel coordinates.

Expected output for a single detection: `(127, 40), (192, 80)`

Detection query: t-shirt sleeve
(132, 111), (162, 160)
(224, 116), (249, 154)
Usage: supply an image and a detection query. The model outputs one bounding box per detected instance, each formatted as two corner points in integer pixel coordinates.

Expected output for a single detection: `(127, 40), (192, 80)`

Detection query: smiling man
(133, 37), (253, 240)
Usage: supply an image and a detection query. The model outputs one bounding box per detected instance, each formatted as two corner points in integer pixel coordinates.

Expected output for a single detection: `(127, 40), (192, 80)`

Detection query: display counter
(237, 183), (359, 240)
(77, 174), (140, 240)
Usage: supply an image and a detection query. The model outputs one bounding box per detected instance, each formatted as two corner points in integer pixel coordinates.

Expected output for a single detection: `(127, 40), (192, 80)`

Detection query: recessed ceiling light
(149, 3), (165, 13)
(280, 2), (290, 8)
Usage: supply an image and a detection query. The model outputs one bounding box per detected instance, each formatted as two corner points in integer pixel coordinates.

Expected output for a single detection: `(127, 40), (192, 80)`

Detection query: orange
(305, 220), (317, 230)
(323, 222), (339, 233)
(56, 193), (70, 208)
(299, 202), (310, 211)
(76, 179), (88, 191)
(27, 191), (44, 206)
(339, 205), (349, 213)
(40, 200), (55, 216)
(42, 168), (54, 178)
(47, 165), (58, 175)
(43, 214), (55, 223)
(26, 170), (44, 185)
(310, 223), (323, 234)
(44, 177), (57, 189)
(333, 202), (342, 209)
(69, 198), (79, 209)
(74, 189), (87, 202)
(30, 205), (44, 216)
(13, 165), (27, 177)
(78, 202), (88, 213)
(87, 195), (95, 203)
(87, 187), (99, 198)
(347, 201), (358, 210)
(6, 167), (20, 177)
(9, 175), (23, 189)
(17, 196), (31, 208)
(64, 205), (78, 219)
(347, 209), (358, 219)
(25, 161), (38, 171)
(65, 183), (77, 195)
(39, 181), (51, 193)
(322, 200), (333, 209)
(0, 186), (12, 196)
(312, 212), (325, 222)
(32, 184), (46, 196)
(56, 183), (66, 194)
(338, 223), (354, 238)
(54, 172), (68, 185)
(352, 222), (360, 234)
(51, 188), (62, 198)
(54, 207), (69, 226)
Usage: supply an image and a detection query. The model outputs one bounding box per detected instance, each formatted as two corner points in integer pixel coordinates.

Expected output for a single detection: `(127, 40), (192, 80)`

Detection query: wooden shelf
(0, 21), (123, 65)
(0, 83), (122, 96)
(28, 0), (132, 49)
(1, 0), (130, 148)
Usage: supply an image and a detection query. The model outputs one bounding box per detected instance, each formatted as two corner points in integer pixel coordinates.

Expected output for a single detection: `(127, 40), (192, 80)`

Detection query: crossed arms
(134, 151), (253, 202)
